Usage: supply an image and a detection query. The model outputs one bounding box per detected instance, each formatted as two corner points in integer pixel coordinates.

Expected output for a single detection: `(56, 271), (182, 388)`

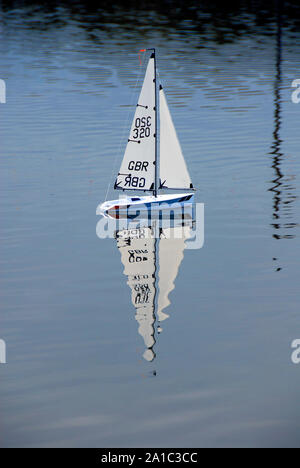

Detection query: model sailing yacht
(100, 49), (195, 218)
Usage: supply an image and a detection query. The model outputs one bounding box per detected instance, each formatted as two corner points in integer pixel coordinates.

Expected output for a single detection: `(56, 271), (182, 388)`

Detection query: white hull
(98, 193), (194, 219)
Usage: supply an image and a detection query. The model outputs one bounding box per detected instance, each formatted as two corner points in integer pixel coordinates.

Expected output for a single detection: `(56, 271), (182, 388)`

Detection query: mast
(148, 48), (159, 198)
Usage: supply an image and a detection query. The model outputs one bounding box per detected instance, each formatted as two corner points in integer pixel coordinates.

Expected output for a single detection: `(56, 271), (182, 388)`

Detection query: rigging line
(104, 51), (147, 202)
(156, 67), (163, 89)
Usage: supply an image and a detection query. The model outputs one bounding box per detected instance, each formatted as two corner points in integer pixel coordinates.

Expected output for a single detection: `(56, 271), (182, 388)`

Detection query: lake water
(0, 1), (300, 448)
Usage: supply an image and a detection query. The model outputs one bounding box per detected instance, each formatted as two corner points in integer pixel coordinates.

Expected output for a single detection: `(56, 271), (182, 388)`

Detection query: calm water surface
(0, 2), (300, 447)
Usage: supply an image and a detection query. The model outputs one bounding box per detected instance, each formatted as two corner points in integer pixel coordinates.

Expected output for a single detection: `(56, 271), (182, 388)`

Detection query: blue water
(0, 2), (300, 447)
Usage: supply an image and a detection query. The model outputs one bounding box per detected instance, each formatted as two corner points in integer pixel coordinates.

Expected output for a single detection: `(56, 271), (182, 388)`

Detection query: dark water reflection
(1, 0), (300, 40)
(0, 0), (300, 448)
(269, 1), (297, 244)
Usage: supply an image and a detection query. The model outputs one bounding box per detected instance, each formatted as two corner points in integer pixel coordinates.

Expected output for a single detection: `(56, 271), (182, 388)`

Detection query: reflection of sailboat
(100, 48), (195, 218)
(116, 217), (193, 362)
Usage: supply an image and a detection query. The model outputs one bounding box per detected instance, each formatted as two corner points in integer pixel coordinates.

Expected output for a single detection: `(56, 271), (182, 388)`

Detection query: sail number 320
(132, 116), (151, 139)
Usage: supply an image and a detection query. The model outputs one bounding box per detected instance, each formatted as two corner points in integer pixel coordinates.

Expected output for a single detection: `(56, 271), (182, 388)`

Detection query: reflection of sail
(157, 226), (191, 323)
(117, 227), (156, 362)
(116, 217), (193, 362)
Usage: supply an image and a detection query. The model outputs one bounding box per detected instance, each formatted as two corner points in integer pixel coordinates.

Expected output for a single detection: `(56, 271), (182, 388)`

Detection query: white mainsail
(115, 55), (156, 192)
(159, 86), (193, 190)
(116, 227), (156, 362)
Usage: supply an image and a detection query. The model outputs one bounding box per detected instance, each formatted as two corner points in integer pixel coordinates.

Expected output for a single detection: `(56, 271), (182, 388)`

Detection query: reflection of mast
(269, 0), (283, 240)
(269, 0), (296, 248)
